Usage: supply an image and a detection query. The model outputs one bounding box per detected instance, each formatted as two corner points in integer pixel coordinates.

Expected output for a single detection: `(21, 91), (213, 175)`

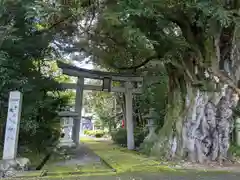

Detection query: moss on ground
(15, 138), (238, 179)
(16, 171), (240, 180)
(81, 137), (174, 173)
(43, 162), (111, 174)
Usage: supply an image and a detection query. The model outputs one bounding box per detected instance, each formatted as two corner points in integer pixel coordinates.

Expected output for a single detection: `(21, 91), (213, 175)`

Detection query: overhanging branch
(32, 14), (73, 37)
(110, 55), (161, 70)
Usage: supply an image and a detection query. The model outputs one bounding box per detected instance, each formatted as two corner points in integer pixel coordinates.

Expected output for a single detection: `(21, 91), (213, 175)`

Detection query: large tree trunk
(141, 0), (240, 163)
(151, 81), (238, 163)
(180, 85), (238, 163)
(150, 25), (240, 163)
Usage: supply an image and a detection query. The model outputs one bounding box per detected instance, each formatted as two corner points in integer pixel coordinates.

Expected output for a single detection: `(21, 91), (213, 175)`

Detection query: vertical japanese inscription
(3, 91), (23, 160)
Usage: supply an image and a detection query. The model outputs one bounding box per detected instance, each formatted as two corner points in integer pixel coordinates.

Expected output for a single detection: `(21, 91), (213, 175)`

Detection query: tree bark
(151, 76), (239, 163)
(150, 31), (240, 161)
(181, 85), (238, 163)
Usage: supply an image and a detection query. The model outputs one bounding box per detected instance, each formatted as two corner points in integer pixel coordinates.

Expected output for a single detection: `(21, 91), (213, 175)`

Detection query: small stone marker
(3, 91), (22, 160)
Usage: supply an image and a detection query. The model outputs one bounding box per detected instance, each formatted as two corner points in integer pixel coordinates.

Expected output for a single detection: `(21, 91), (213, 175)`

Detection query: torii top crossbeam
(57, 61), (143, 82)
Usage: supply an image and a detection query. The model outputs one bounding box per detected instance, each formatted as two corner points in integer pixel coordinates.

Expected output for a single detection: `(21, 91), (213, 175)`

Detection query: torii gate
(57, 61), (143, 150)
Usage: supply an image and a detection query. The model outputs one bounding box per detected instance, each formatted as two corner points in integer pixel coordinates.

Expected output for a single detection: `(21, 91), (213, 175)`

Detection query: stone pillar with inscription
(0, 91), (30, 177)
(58, 111), (78, 148)
(3, 91), (22, 160)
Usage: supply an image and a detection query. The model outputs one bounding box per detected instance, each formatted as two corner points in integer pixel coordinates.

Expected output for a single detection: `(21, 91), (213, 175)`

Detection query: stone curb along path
(82, 137), (240, 174)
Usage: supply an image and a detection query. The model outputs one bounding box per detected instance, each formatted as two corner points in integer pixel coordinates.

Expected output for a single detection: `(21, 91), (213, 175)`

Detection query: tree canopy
(1, 0), (240, 164)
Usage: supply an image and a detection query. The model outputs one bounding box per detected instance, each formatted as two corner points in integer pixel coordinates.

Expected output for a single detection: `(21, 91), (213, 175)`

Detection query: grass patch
(81, 137), (174, 173)
(15, 170), (43, 178)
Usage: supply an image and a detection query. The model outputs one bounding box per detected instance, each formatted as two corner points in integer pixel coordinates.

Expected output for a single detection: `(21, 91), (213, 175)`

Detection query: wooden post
(73, 77), (84, 145)
(125, 82), (135, 150)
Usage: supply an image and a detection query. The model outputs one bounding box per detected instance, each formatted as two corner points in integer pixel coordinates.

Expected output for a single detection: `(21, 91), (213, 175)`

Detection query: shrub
(84, 130), (105, 138)
(134, 127), (148, 147)
(95, 132), (104, 138)
(111, 128), (127, 146)
(111, 128), (147, 147)
(84, 130), (89, 135)
(94, 130), (104, 138)
(87, 130), (95, 136)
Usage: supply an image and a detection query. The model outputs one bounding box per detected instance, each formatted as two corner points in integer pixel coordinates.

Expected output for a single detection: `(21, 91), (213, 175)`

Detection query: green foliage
(111, 129), (127, 146)
(134, 127), (148, 147)
(139, 68), (168, 128)
(111, 128), (147, 147)
(83, 129), (89, 135)
(84, 0), (239, 85)
(0, 0), (238, 163)
(85, 87), (118, 130)
(81, 1), (239, 159)
(95, 132), (105, 138)
(84, 130), (105, 138)
(0, 0), (76, 157)
(229, 145), (240, 157)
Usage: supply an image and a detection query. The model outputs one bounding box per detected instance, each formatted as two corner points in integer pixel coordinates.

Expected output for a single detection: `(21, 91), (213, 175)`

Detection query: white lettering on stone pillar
(3, 91), (22, 160)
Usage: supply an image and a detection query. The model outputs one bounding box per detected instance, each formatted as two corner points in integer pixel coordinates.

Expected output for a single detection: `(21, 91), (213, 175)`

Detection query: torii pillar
(125, 82), (135, 150)
(73, 77), (84, 145)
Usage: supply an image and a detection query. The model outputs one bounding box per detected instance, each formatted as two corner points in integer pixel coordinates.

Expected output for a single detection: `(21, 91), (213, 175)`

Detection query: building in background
(80, 107), (94, 135)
